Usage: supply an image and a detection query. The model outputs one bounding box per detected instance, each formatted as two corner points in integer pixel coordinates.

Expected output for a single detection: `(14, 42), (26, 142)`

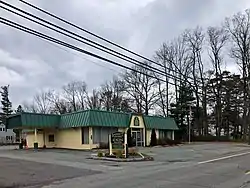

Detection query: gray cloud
(0, 0), (249, 108)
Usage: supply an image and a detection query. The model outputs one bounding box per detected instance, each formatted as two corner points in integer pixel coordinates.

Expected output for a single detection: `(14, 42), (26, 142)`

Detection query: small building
(6, 109), (178, 149)
(0, 123), (16, 144)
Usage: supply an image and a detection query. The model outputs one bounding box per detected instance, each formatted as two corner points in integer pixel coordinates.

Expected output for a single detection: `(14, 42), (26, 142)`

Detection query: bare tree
(22, 101), (38, 113)
(63, 81), (87, 111)
(155, 36), (191, 117)
(207, 26), (228, 136)
(33, 91), (52, 114)
(99, 76), (127, 111)
(122, 62), (159, 115)
(225, 9), (250, 141)
(184, 26), (206, 135)
(154, 43), (172, 117)
(86, 89), (101, 110)
(46, 90), (71, 114)
(75, 81), (87, 110)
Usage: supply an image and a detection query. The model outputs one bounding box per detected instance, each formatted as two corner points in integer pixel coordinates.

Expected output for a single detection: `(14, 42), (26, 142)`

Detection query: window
(2, 128), (5, 132)
(6, 136), (9, 140)
(0, 128), (2, 131)
(81, 127), (89, 144)
(92, 127), (118, 144)
(48, 135), (55, 142)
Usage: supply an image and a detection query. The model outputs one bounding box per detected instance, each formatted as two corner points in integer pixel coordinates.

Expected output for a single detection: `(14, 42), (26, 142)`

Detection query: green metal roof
(89, 110), (129, 128)
(7, 110), (178, 130)
(60, 110), (90, 128)
(143, 115), (178, 130)
(7, 112), (60, 129)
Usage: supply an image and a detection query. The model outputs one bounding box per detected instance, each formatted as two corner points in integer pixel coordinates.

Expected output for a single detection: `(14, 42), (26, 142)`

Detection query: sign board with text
(111, 132), (124, 149)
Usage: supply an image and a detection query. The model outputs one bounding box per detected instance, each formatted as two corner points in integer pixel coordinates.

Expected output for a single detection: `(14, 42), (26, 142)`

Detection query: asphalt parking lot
(1, 143), (250, 187)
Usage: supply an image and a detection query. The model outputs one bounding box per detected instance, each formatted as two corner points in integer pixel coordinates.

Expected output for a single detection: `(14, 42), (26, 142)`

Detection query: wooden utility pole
(189, 105), (192, 144)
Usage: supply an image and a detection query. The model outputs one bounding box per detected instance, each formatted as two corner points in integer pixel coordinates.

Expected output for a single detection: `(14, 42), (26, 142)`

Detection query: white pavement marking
(245, 171), (250, 175)
(198, 151), (250, 165)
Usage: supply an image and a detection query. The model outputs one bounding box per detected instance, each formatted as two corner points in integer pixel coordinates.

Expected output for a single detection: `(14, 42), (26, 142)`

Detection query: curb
(90, 153), (154, 162)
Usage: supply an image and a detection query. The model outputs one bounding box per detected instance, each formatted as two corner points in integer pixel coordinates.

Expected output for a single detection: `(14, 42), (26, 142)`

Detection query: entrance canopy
(6, 113), (60, 129)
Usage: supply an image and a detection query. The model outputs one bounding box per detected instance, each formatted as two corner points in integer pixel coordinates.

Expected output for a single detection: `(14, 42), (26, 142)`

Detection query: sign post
(110, 131), (128, 158)
(124, 131), (128, 158)
(108, 134), (112, 155)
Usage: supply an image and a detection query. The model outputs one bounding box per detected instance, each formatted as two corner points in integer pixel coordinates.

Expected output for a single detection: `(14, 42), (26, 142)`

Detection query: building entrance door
(132, 128), (144, 147)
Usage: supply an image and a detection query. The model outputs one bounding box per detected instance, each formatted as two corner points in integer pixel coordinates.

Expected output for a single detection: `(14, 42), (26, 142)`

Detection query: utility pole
(248, 80), (250, 145)
(189, 105), (192, 144)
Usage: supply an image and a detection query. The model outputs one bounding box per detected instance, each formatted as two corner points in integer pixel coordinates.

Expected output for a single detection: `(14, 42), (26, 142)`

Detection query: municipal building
(7, 109), (178, 149)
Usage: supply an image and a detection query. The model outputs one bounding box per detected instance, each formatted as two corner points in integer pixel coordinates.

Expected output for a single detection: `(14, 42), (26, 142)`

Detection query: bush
(192, 135), (230, 142)
(157, 138), (181, 146)
(97, 152), (103, 157)
(115, 150), (123, 158)
(128, 148), (138, 156)
(150, 129), (157, 146)
(98, 142), (109, 149)
(127, 128), (133, 147)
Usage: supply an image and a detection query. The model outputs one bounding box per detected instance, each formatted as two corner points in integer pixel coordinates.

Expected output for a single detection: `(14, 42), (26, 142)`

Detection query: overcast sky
(0, 0), (250, 109)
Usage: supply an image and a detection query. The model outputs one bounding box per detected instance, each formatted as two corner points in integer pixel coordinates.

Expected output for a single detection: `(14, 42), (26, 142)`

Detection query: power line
(0, 17), (203, 97)
(0, 17), (179, 87)
(0, 1), (197, 86)
(0, 3), (184, 83)
(18, 0), (199, 83)
(48, 41), (120, 73)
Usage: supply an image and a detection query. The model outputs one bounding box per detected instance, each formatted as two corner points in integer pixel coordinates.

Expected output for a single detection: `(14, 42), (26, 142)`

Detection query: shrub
(192, 135), (230, 142)
(98, 142), (109, 149)
(157, 138), (181, 146)
(127, 128), (133, 147)
(128, 148), (138, 156)
(150, 129), (157, 146)
(97, 152), (103, 157)
(115, 149), (123, 158)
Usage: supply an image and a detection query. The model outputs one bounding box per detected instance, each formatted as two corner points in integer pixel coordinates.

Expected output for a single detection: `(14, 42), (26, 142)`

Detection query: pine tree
(13, 105), (23, 141)
(126, 128), (133, 147)
(170, 84), (195, 140)
(16, 105), (24, 113)
(0, 85), (13, 125)
(150, 128), (157, 146)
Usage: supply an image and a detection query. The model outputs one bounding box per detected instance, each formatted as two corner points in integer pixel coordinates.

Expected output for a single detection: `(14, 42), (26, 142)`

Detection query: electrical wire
(0, 17), (181, 87)
(0, 15), (204, 95)
(0, 3), (184, 83)
(17, 0), (199, 83)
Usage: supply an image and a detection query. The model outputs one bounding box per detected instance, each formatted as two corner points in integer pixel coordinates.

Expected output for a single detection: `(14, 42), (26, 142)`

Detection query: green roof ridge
(6, 109), (178, 130)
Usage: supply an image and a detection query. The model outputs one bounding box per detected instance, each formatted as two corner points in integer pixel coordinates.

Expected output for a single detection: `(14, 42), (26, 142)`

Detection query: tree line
(1, 9), (250, 141)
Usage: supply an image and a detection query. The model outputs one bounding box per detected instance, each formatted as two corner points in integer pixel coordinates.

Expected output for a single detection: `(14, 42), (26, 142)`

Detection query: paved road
(43, 152), (250, 188)
(1, 143), (250, 187)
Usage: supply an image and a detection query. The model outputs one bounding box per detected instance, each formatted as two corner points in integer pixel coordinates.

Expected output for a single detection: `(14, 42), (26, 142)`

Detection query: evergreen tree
(16, 105), (24, 113)
(150, 128), (157, 146)
(0, 85), (13, 125)
(170, 84), (195, 140)
(126, 128), (133, 147)
(14, 104), (24, 141)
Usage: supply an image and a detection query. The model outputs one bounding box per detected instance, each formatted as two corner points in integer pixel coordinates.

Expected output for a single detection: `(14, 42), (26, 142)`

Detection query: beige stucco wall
(25, 127), (98, 150)
(118, 128), (126, 132)
(44, 131), (56, 148)
(146, 129), (151, 146)
(26, 132), (44, 148)
(130, 115), (145, 128)
(146, 129), (160, 146)
(55, 128), (94, 149)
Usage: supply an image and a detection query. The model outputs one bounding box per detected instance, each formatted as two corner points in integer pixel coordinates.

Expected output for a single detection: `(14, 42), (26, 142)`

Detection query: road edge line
(198, 151), (250, 165)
